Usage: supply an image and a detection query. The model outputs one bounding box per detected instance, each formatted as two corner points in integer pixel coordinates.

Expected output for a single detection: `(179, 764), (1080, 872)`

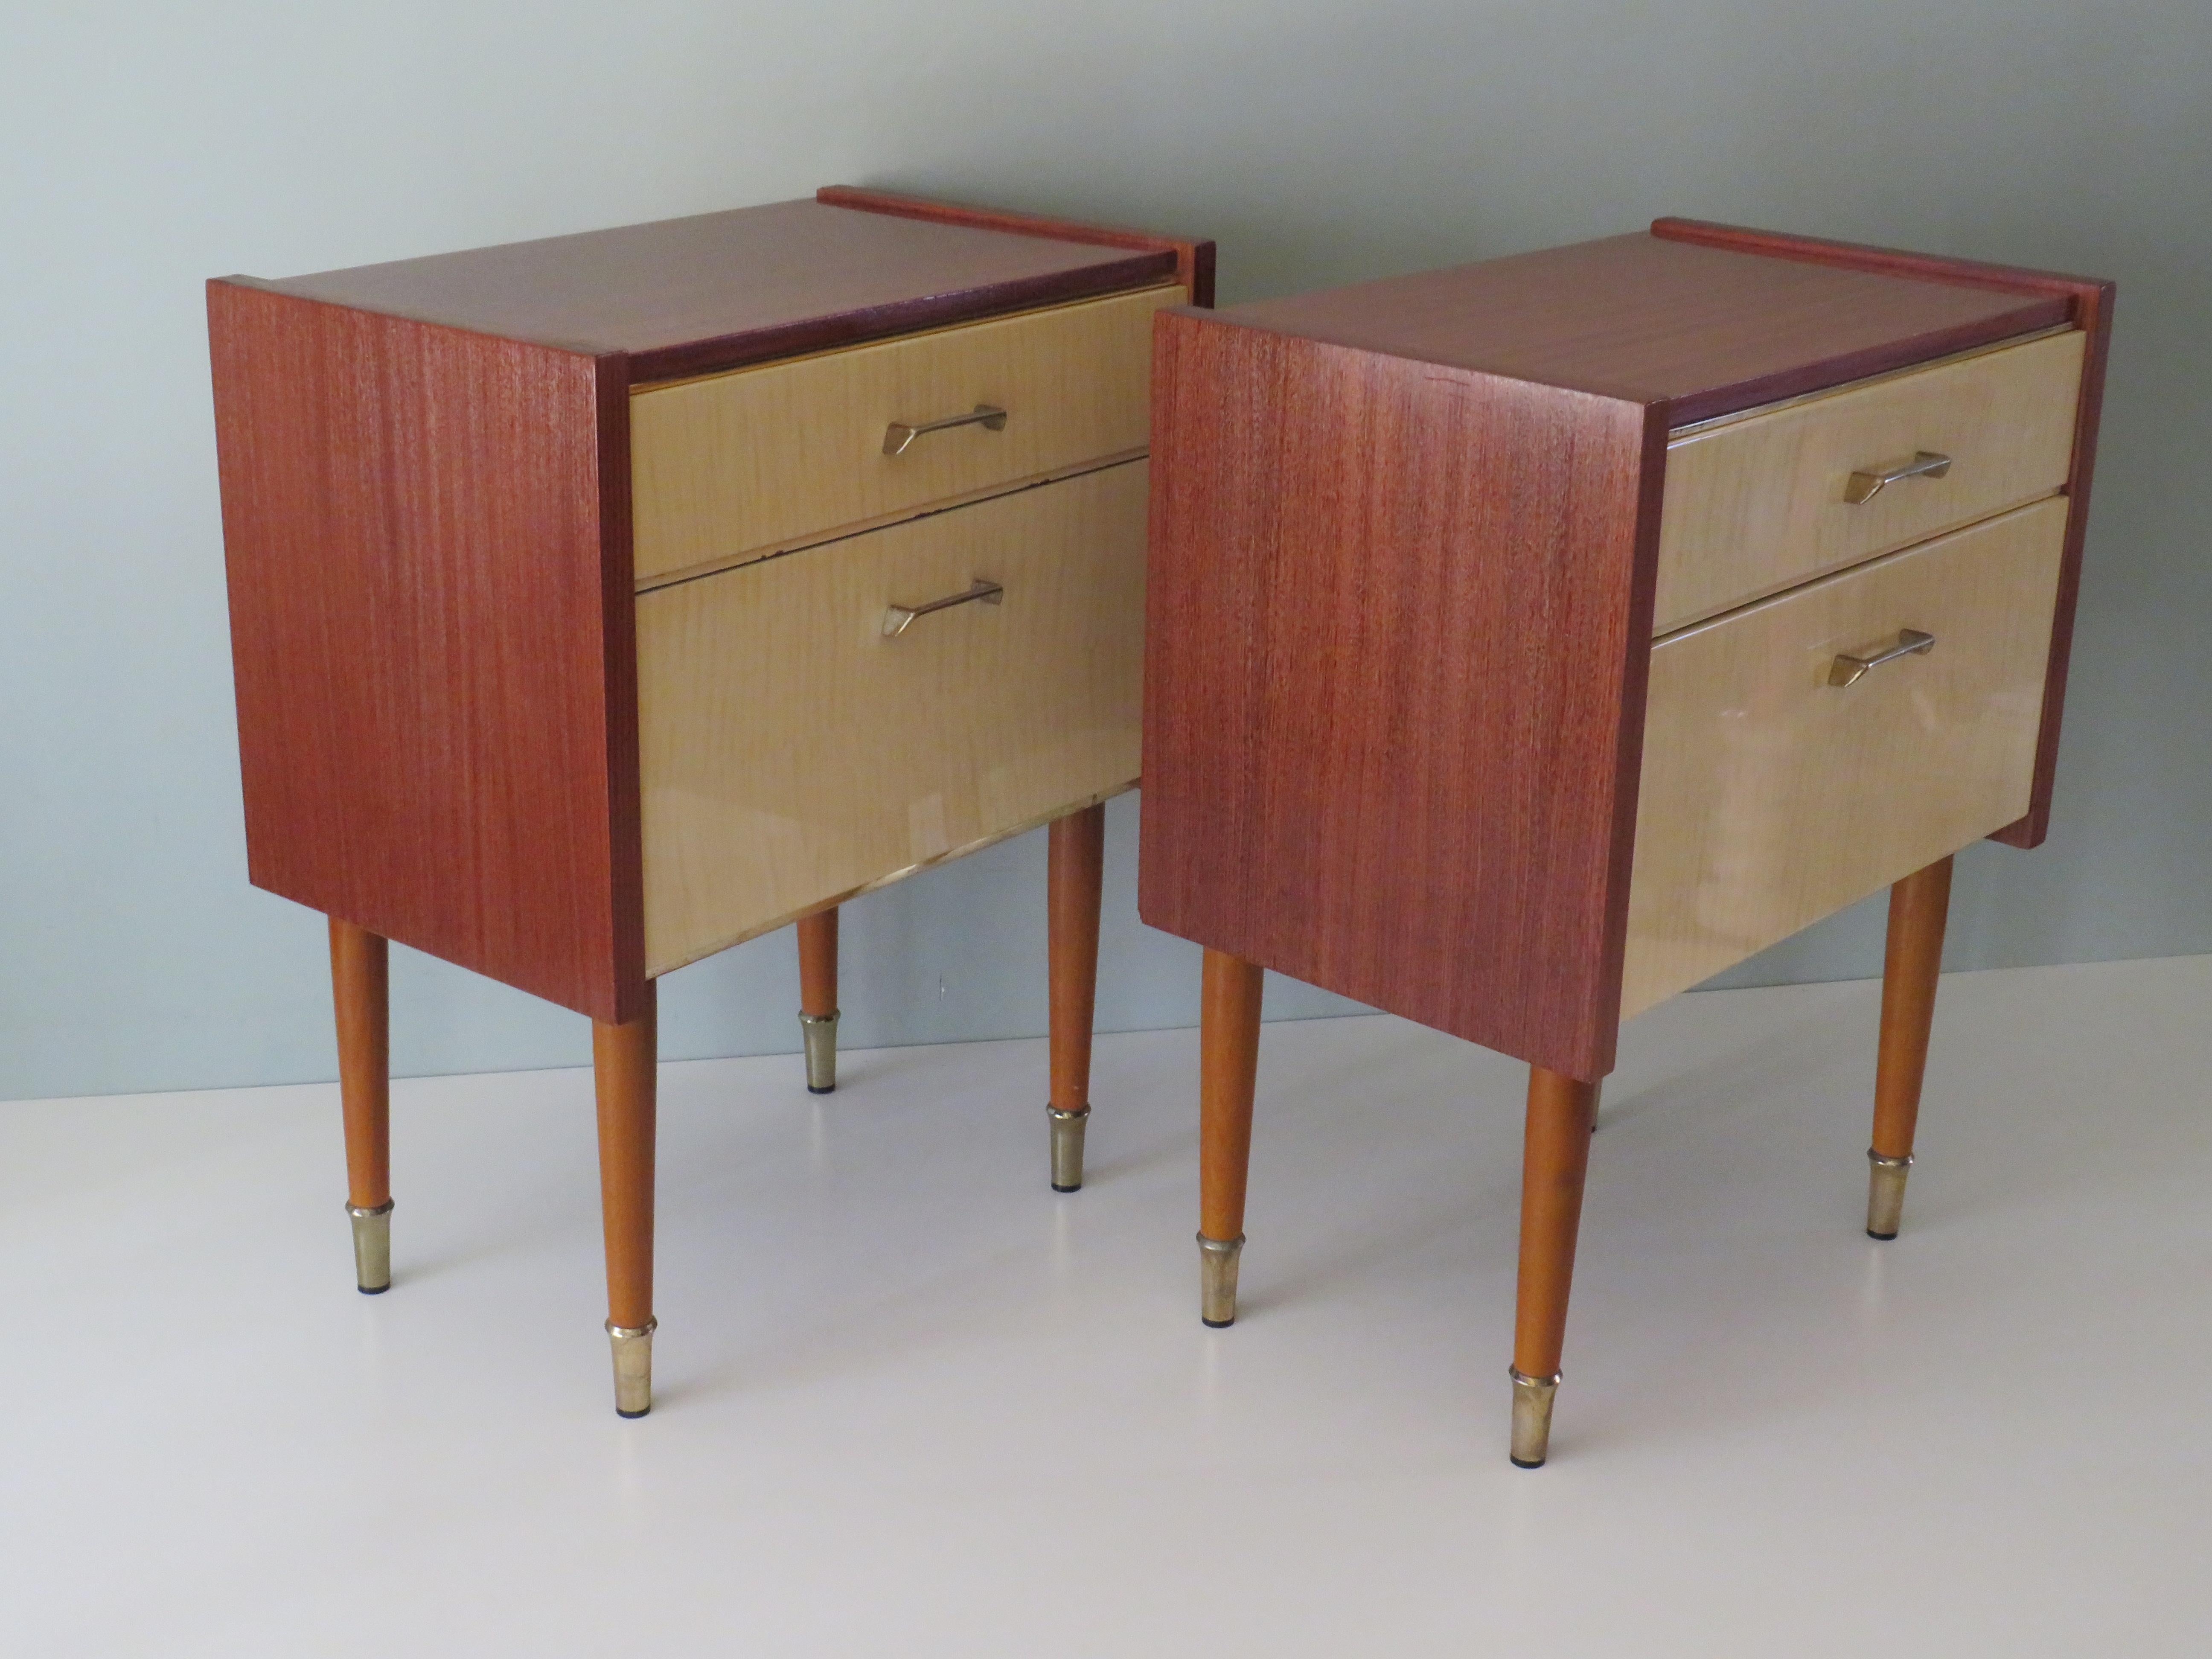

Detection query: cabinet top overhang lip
(209, 196), (1180, 385)
(1164, 229), (2070, 427)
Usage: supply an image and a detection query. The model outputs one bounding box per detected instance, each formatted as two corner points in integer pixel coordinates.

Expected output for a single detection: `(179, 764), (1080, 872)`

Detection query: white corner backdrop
(3, 1), (2207, 1100)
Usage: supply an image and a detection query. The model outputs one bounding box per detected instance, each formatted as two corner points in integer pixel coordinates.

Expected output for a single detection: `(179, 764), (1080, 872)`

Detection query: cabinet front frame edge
(593, 346), (650, 1023)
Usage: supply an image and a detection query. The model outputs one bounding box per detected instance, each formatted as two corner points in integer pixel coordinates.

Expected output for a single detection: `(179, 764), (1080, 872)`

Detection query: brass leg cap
(1509, 1368), (1561, 1467)
(346, 1199), (393, 1294)
(1867, 1150), (1913, 1240)
(1198, 1232), (1244, 1327)
(1048, 1104), (1090, 1192)
(607, 1318), (656, 1417)
(800, 1010), (839, 1094)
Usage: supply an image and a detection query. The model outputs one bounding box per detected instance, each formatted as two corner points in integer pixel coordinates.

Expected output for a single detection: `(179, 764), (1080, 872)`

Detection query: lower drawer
(637, 460), (1149, 975)
(1619, 495), (2067, 1018)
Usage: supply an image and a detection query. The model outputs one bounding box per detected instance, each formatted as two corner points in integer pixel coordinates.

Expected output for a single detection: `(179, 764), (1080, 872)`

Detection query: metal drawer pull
(1829, 628), (1935, 688)
(882, 578), (1004, 638)
(1844, 451), (1952, 505)
(882, 404), (1008, 456)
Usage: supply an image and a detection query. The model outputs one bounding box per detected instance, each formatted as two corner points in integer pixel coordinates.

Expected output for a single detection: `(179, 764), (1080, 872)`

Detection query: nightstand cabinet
(1140, 219), (2110, 1464)
(210, 189), (1212, 1414)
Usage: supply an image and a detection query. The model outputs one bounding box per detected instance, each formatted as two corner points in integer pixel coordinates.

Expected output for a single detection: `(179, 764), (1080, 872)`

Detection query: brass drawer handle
(882, 578), (1004, 638)
(1829, 628), (1935, 688)
(1844, 451), (1952, 505)
(883, 404), (1008, 456)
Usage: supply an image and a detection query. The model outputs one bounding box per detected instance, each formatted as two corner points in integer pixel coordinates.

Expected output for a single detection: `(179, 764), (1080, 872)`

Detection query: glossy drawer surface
(637, 460), (1149, 974)
(630, 284), (1180, 586)
(1653, 329), (2082, 633)
(1621, 495), (2067, 1017)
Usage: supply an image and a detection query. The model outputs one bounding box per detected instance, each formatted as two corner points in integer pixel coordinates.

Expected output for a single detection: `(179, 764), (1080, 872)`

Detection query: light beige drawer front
(1654, 329), (2081, 632)
(630, 284), (1182, 586)
(637, 460), (1149, 975)
(1621, 495), (2066, 1019)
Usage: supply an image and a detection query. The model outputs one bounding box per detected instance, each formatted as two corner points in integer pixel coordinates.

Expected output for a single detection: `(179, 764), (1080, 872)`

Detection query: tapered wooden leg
(328, 917), (393, 1294)
(1046, 804), (1106, 1190)
(1510, 1064), (1599, 1467)
(594, 988), (658, 1417)
(1867, 855), (1953, 1239)
(1197, 949), (1264, 1326)
(796, 907), (840, 1094)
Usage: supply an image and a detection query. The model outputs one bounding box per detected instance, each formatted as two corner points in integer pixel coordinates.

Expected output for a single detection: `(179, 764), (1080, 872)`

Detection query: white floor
(4, 956), (2209, 1656)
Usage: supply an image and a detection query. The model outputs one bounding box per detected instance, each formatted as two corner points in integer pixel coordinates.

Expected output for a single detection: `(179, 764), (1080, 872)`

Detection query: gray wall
(4, 2), (2206, 1101)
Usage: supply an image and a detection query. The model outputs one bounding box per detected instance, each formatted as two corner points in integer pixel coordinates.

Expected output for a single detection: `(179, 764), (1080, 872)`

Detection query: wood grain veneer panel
(638, 463), (1150, 975)
(1651, 218), (2114, 848)
(249, 199), (1177, 384)
(209, 280), (645, 1022)
(1139, 312), (1665, 1081)
(818, 186), (1216, 308)
(1621, 498), (2066, 1017)
(1656, 330), (2082, 631)
(631, 285), (1180, 585)
(1202, 233), (2064, 425)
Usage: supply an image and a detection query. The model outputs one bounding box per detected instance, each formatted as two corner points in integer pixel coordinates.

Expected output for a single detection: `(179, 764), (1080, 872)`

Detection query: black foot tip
(1202, 1316), (1235, 1329)
(1867, 1228), (1898, 1241)
(807, 1083), (835, 1095)
(357, 1283), (390, 1295)
(1051, 1181), (1082, 1193)
(1509, 1455), (1546, 1470)
(616, 1406), (650, 1419)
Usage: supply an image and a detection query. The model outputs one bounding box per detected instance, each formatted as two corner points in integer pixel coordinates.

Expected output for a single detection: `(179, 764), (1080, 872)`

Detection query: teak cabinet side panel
(1139, 314), (1663, 1080)
(208, 281), (646, 1023)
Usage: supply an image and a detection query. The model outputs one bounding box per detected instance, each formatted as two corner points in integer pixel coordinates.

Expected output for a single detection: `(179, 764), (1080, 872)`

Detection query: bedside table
(209, 188), (1212, 1414)
(1140, 219), (2110, 1464)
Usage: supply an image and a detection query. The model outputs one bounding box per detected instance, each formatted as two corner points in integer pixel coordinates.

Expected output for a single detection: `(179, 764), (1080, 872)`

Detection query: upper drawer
(629, 283), (1182, 586)
(1653, 329), (2082, 632)
(1621, 495), (2067, 1019)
